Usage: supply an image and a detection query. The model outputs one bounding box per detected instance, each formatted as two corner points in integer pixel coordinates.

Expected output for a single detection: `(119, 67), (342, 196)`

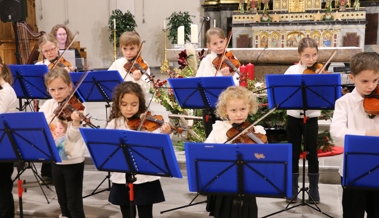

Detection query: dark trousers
(52, 162), (85, 218)
(342, 186), (379, 218)
(41, 162), (52, 178)
(286, 116), (319, 174)
(202, 108), (217, 137)
(120, 204), (153, 218)
(0, 163), (14, 218)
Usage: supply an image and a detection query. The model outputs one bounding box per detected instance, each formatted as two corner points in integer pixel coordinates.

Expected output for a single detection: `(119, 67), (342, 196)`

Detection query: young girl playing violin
(284, 37), (324, 204)
(0, 56), (17, 218)
(40, 68), (86, 218)
(36, 34), (73, 72)
(108, 31), (151, 94)
(196, 27), (241, 137)
(205, 86), (266, 218)
(107, 81), (171, 218)
(330, 52), (379, 218)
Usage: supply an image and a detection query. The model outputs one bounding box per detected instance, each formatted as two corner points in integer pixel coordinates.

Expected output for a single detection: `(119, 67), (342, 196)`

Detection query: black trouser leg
(0, 163), (15, 218)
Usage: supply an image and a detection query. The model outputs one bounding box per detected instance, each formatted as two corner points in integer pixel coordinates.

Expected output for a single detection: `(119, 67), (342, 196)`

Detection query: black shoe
(39, 176), (52, 185)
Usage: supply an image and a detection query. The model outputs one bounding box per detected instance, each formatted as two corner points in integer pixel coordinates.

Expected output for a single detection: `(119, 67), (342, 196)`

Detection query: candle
(177, 26), (185, 45)
(239, 64), (247, 87)
(214, 19), (216, 28)
(246, 63), (255, 80)
(190, 24), (198, 43)
(164, 20), (167, 29)
(113, 18), (116, 29)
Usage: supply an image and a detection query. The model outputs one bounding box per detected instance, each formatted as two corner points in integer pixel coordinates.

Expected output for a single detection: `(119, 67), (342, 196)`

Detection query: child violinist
(107, 81), (171, 218)
(205, 86), (266, 218)
(196, 27), (241, 137)
(330, 52), (379, 218)
(36, 33), (73, 72)
(0, 56), (18, 218)
(284, 37), (326, 204)
(39, 68), (86, 218)
(108, 31), (151, 94)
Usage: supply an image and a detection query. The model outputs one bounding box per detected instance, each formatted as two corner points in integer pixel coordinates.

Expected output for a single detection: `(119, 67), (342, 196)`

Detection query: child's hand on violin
(160, 122), (172, 134)
(220, 67), (234, 76)
(132, 70), (143, 81)
(70, 110), (83, 126)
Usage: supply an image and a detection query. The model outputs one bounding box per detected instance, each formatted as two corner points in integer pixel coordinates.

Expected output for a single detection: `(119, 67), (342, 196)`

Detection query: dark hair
(109, 82), (146, 121)
(0, 56), (13, 85)
(50, 24), (76, 49)
(297, 37), (318, 54)
(350, 52), (379, 76)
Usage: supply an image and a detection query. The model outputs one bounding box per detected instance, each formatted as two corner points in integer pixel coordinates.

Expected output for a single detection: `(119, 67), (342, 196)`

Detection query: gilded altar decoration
(272, 13), (280, 22)
(261, 11), (272, 22)
(289, 0), (305, 12)
(252, 12), (261, 22)
(270, 32), (280, 48)
(311, 31), (321, 46)
(322, 31), (333, 47)
(333, 11), (342, 21)
(313, 11), (323, 21)
(260, 32), (269, 47)
(286, 32), (304, 48)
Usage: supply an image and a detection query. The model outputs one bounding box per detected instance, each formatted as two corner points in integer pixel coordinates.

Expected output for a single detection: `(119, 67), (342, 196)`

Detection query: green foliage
(108, 9), (137, 47)
(166, 11), (194, 44)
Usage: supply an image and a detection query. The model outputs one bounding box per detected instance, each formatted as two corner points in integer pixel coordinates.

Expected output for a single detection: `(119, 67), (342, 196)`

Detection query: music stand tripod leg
(82, 172), (111, 198)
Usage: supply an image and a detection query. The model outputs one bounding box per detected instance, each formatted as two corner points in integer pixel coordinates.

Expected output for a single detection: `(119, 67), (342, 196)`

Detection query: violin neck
(146, 116), (163, 125)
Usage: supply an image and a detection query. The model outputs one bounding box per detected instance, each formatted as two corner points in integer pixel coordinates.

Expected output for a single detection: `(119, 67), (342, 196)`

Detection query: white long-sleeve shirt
(106, 117), (161, 184)
(284, 62), (321, 118)
(196, 51), (239, 86)
(0, 82), (17, 113)
(205, 120), (266, 143)
(39, 99), (86, 164)
(330, 88), (379, 176)
(108, 58), (151, 94)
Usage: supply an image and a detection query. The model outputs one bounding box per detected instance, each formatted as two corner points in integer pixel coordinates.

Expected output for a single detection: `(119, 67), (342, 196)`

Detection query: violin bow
(318, 50), (337, 74)
(51, 32), (78, 70)
(124, 41), (146, 80)
(215, 30), (233, 76)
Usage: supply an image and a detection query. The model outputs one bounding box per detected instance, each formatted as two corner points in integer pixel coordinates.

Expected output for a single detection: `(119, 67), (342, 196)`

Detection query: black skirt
(109, 180), (165, 206)
(206, 194), (258, 218)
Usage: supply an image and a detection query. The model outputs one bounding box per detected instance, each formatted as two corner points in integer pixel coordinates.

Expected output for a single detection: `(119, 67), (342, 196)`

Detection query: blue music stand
(186, 142), (292, 194)
(80, 128), (182, 204)
(0, 112), (61, 216)
(342, 135), (379, 190)
(168, 77), (235, 109)
(9, 64), (51, 111)
(263, 74), (340, 218)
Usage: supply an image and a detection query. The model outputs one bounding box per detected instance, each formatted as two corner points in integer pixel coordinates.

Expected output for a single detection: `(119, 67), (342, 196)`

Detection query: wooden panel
(365, 13), (378, 45)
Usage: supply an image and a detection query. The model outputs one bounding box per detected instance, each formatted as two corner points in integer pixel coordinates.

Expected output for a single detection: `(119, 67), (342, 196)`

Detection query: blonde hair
(38, 33), (59, 52)
(44, 68), (72, 87)
(350, 52), (379, 76)
(50, 24), (75, 49)
(205, 27), (226, 43)
(119, 31), (141, 48)
(0, 56), (13, 84)
(215, 86), (258, 120)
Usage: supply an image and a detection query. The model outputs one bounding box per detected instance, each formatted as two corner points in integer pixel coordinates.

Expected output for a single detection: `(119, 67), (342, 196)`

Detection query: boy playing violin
(108, 31), (151, 94)
(330, 52), (379, 218)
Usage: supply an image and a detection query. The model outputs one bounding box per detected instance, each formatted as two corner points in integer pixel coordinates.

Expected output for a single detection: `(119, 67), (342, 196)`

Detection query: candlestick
(113, 18), (116, 30)
(160, 28), (169, 73)
(177, 26), (185, 45)
(190, 24), (198, 43)
(113, 29), (117, 61)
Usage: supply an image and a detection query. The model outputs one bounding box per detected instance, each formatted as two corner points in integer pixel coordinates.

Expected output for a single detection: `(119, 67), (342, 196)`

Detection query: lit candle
(164, 20), (167, 29)
(177, 26), (185, 45)
(214, 19), (216, 28)
(190, 24), (198, 43)
(113, 18), (116, 30)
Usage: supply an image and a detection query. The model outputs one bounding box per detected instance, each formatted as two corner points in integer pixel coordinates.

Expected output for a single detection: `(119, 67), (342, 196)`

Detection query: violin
(212, 51), (241, 74)
(363, 86), (379, 118)
(303, 62), (326, 74)
(127, 111), (182, 133)
(303, 50), (337, 74)
(124, 56), (149, 76)
(226, 122), (267, 144)
(48, 56), (73, 71)
(53, 95), (98, 128)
